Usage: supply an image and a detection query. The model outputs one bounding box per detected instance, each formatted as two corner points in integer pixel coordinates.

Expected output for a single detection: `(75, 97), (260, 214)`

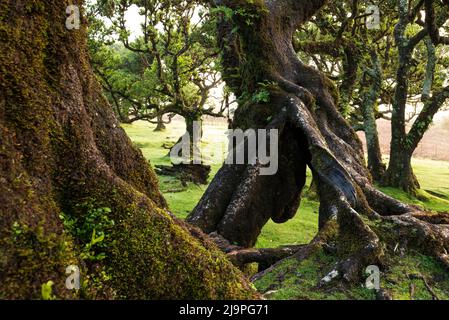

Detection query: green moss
(106, 201), (256, 299)
(0, 220), (79, 299)
(382, 252), (449, 300)
(254, 251), (375, 300)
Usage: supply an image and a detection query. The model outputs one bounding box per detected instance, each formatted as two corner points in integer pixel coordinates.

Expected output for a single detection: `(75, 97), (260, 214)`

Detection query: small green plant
(11, 221), (23, 239)
(252, 88), (270, 103)
(41, 281), (55, 300)
(211, 3), (267, 27)
(60, 205), (114, 262)
(211, 6), (234, 21)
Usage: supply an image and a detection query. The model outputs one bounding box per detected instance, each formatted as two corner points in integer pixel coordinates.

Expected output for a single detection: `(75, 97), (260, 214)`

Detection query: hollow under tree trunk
(188, 0), (449, 282)
(0, 0), (255, 299)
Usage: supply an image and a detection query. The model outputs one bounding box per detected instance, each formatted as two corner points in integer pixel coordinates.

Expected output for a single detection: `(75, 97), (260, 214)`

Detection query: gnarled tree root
(155, 163), (211, 185)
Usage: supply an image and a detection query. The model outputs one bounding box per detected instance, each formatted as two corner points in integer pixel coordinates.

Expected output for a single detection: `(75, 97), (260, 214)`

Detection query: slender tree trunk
(163, 114), (210, 183)
(360, 52), (386, 182)
(154, 114), (166, 131)
(170, 113), (203, 163)
(186, 114), (203, 146)
(383, 0), (426, 194)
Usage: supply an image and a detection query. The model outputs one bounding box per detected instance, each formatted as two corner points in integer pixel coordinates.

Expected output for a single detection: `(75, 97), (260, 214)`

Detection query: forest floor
(124, 120), (449, 300)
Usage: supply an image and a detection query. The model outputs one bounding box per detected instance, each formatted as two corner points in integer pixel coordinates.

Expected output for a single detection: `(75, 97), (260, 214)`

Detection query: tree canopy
(89, 0), (228, 125)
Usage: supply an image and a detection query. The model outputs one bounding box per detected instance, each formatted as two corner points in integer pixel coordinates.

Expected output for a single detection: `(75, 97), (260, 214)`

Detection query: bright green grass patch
(123, 120), (449, 249)
(378, 158), (449, 212)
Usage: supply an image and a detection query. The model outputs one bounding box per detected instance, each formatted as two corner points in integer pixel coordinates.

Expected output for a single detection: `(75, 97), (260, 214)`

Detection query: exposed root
(382, 213), (449, 269)
(249, 219), (339, 282)
(227, 246), (305, 271)
(155, 163), (211, 185)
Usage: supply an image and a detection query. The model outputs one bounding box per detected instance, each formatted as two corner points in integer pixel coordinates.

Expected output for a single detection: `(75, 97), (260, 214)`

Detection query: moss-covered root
(254, 248), (449, 300)
(253, 217), (449, 300)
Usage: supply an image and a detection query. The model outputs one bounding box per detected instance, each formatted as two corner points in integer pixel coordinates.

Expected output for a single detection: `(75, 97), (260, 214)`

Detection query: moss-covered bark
(0, 0), (256, 299)
(188, 0), (449, 291)
(360, 52), (386, 182)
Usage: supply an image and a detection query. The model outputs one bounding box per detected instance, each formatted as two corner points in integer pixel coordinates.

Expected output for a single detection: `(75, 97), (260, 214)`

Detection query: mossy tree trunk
(360, 51), (386, 182)
(381, 0), (423, 195)
(383, 4), (449, 195)
(0, 0), (256, 299)
(188, 0), (449, 282)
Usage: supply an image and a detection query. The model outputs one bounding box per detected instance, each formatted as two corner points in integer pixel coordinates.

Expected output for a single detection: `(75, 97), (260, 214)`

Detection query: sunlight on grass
(124, 120), (449, 249)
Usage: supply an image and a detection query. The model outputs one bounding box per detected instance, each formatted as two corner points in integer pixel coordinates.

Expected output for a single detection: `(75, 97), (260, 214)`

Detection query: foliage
(296, 0), (448, 122)
(41, 281), (56, 300)
(294, 0), (449, 192)
(60, 205), (115, 262)
(88, 0), (228, 124)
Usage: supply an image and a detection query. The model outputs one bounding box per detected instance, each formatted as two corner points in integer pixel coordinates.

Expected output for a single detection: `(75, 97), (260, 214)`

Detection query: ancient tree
(0, 0), (255, 299)
(188, 0), (449, 283)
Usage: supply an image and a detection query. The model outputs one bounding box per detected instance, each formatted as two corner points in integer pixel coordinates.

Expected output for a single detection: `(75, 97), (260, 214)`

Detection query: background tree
(293, 0), (449, 190)
(89, 0), (228, 162)
(292, 0), (396, 181)
(382, 0), (449, 194)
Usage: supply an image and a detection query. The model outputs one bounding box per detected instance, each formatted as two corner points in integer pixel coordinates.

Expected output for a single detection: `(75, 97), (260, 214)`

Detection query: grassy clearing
(123, 120), (449, 249)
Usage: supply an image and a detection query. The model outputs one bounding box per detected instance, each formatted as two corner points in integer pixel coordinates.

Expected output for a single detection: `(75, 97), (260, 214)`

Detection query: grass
(253, 251), (376, 300)
(380, 252), (449, 300)
(378, 158), (449, 212)
(123, 120), (449, 249)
